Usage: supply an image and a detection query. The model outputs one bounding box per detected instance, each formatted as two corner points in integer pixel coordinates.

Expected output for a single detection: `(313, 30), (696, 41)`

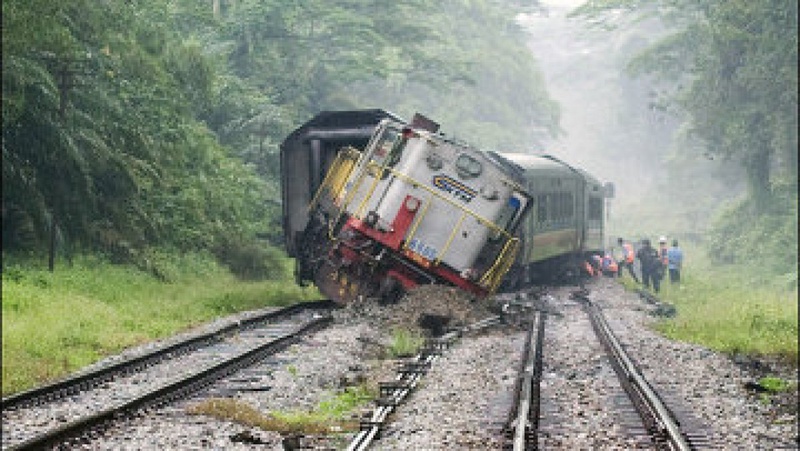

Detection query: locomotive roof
(409, 130), (529, 186)
(281, 109), (405, 146)
(498, 152), (602, 185)
(302, 109), (404, 129)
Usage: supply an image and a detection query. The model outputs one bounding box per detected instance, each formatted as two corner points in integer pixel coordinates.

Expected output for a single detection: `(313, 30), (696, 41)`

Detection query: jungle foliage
(2, 0), (558, 275)
(575, 0), (798, 282)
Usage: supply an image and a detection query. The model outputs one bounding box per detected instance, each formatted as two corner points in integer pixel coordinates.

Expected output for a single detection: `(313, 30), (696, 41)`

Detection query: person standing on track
(636, 238), (661, 293)
(667, 239), (683, 284)
(615, 237), (640, 283)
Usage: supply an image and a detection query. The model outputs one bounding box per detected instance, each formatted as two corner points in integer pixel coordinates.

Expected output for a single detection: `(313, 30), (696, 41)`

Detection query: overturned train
(280, 110), (610, 302)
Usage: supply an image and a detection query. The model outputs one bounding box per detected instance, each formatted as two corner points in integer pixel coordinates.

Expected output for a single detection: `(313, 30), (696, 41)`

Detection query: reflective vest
(603, 255), (618, 273)
(622, 243), (635, 263)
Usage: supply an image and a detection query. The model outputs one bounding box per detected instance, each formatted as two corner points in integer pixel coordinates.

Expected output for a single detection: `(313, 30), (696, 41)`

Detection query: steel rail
(2, 300), (332, 410)
(579, 295), (692, 451)
(8, 315), (333, 451)
(511, 310), (545, 451)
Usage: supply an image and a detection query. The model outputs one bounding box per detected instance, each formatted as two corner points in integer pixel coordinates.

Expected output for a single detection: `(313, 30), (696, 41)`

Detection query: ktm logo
(432, 175), (477, 203)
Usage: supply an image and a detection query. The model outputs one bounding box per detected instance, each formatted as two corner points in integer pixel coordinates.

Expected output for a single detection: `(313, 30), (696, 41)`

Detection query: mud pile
(335, 284), (499, 336)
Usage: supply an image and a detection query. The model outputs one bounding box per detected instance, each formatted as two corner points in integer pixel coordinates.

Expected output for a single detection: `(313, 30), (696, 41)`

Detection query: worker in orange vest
(616, 237), (640, 283)
(602, 252), (618, 276)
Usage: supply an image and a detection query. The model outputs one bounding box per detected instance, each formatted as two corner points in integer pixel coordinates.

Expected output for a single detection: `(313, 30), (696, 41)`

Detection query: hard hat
(659, 236), (667, 243)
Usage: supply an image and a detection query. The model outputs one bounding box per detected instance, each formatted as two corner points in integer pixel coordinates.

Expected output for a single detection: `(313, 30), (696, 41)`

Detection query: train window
(554, 192), (574, 222)
(373, 128), (399, 161)
(368, 127), (407, 180)
(385, 135), (408, 167)
(490, 196), (522, 240)
(536, 194), (548, 222)
(535, 192), (574, 228)
(497, 196), (521, 228)
(455, 154), (482, 179)
(371, 127), (406, 168)
(589, 196), (603, 220)
(564, 193), (574, 219)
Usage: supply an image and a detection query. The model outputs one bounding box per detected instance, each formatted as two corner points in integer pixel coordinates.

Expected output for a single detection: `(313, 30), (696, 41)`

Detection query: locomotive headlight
(404, 196), (420, 212)
(425, 154), (443, 170)
(481, 185), (499, 200)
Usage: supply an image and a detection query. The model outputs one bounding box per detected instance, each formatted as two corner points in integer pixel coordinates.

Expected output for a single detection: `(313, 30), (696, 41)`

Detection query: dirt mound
(334, 284), (498, 336)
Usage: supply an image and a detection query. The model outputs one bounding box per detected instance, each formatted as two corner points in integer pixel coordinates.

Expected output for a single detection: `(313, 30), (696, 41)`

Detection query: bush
(707, 191), (798, 289)
(214, 238), (286, 280)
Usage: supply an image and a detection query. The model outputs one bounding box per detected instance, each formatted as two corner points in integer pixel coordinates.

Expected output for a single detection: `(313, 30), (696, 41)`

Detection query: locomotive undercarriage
(312, 234), (439, 304)
(500, 252), (587, 291)
(297, 210), (440, 303)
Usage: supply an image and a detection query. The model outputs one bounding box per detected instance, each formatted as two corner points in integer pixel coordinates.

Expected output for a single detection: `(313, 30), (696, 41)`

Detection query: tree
(588, 0), (798, 212)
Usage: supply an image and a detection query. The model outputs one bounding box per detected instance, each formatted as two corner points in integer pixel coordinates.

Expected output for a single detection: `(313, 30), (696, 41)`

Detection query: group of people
(584, 236), (683, 294)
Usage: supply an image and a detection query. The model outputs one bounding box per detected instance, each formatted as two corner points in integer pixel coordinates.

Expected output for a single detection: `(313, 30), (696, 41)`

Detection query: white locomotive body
(280, 110), (609, 303)
(293, 114), (530, 302)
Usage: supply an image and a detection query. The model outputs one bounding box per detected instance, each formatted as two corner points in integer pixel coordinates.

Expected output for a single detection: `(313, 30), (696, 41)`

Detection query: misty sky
(516, 0), (669, 203)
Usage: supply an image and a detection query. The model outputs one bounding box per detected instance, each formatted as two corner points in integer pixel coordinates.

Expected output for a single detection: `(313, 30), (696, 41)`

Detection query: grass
(625, 244), (798, 364)
(387, 327), (425, 358)
(759, 376), (794, 393)
(1, 253), (320, 396)
(187, 385), (374, 434)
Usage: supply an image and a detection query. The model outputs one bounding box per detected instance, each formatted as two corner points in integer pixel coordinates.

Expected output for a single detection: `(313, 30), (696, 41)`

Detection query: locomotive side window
(455, 154), (482, 179)
(371, 127), (404, 168)
(534, 190), (574, 231)
(493, 196), (522, 234)
(536, 194), (548, 223)
(553, 192), (574, 223)
(589, 196), (603, 220)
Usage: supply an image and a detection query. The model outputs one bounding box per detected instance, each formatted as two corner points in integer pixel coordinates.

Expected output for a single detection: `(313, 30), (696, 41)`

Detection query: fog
(515, 0), (745, 240)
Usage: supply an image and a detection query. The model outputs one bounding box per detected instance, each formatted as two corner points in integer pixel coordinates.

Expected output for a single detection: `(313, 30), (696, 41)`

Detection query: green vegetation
(759, 376), (794, 394)
(388, 327), (425, 358)
(2, 0), (557, 274)
(586, 0), (798, 282)
(273, 385), (374, 428)
(1, 254), (318, 396)
(633, 243), (798, 363)
(188, 385), (374, 434)
(577, 0), (797, 366)
(2, 0), (556, 398)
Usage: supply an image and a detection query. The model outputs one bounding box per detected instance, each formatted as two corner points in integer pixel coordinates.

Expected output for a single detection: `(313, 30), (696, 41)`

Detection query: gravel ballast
(6, 279), (797, 450)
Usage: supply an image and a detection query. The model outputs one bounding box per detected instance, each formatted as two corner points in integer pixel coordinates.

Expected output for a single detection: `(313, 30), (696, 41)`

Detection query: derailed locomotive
(280, 110), (609, 302)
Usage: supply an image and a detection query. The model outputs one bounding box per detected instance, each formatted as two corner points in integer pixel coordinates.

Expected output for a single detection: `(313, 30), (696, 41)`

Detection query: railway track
(347, 315), (507, 451)
(497, 287), (717, 450)
(504, 308), (546, 450)
(2, 301), (333, 450)
(4, 283), (790, 449)
(570, 289), (715, 450)
(359, 285), (718, 450)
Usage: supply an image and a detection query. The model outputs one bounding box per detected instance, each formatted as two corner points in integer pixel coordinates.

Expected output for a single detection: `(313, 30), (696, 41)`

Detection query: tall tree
(582, 0), (798, 212)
